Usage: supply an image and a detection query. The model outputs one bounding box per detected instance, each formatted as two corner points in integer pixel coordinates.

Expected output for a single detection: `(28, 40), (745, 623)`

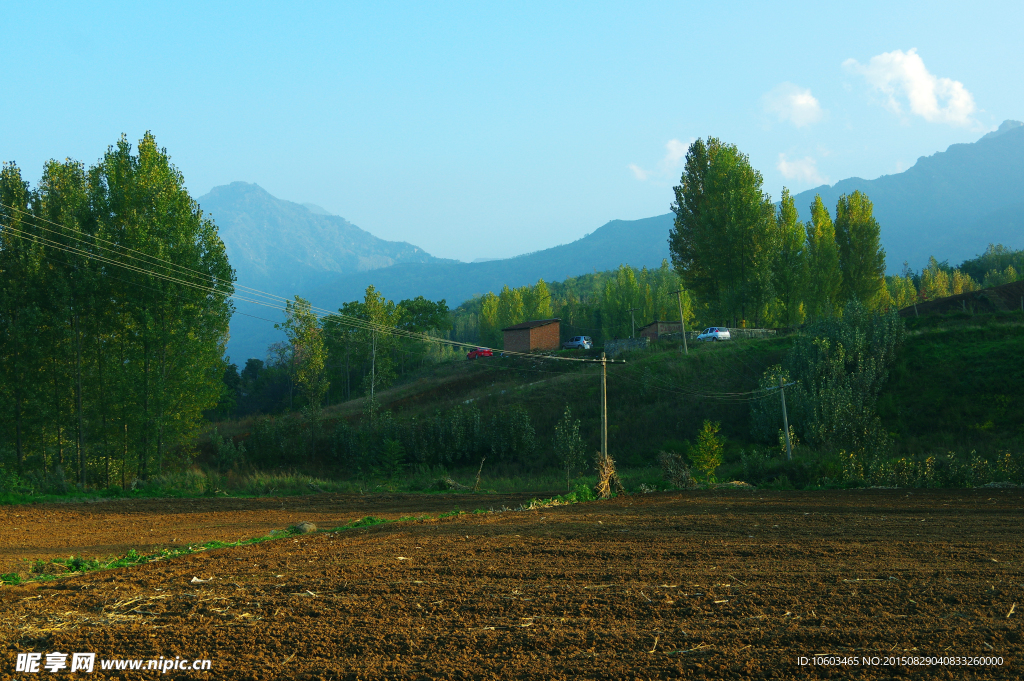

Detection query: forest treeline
(0, 134), (233, 485)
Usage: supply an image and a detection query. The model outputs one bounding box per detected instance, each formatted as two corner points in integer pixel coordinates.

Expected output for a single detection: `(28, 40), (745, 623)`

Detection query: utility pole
(779, 375), (792, 461)
(600, 352), (608, 458)
(671, 290), (688, 355)
(370, 330), (376, 405)
(627, 308), (640, 339)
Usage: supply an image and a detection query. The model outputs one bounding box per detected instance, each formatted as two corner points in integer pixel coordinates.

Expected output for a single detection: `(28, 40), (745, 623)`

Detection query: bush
(752, 301), (905, 454)
(690, 420), (725, 484)
(658, 451), (696, 489)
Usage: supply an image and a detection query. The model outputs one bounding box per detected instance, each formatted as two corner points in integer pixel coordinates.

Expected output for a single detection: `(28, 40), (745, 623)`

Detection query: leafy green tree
(601, 265), (645, 339)
(690, 420), (725, 484)
(0, 162), (40, 475)
(0, 134), (233, 484)
(984, 265), (1019, 286)
(834, 191), (886, 307)
(478, 292), (500, 347)
(360, 285), (401, 413)
(884, 274), (918, 310)
(553, 405), (585, 491)
(919, 257), (980, 300)
(278, 296), (329, 459)
(669, 138), (777, 326)
(488, 404), (535, 462)
(771, 188), (806, 326)
(497, 285), (525, 331)
(752, 301), (905, 453)
(397, 296), (450, 333)
(803, 195), (843, 320)
(958, 244), (1024, 285)
(523, 279), (553, 320)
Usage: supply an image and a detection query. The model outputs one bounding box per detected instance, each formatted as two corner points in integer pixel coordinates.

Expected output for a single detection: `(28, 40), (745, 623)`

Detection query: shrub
(752, 300), (905, 454)
(690, 420), (725, 484)
(658, 451), (696, 489)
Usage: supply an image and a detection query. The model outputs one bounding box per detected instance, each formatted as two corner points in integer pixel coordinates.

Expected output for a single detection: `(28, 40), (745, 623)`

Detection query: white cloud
(777, 153), (826, 186)
(628, 163), (649, 181)
(762, 83), (824, 127)
(629, 138), (694, 182)
(663, 139), (688, 167)
(843, 48), (976, 126)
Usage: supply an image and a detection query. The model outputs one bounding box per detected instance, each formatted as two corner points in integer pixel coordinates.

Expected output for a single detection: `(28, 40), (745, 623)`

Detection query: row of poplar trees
(669, 137), (887, 327)
(462, 262), (694, 348)
(0, 134), (234, 486)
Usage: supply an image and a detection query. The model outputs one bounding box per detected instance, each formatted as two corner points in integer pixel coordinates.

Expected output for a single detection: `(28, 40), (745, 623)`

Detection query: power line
(0, 213), (595, 364)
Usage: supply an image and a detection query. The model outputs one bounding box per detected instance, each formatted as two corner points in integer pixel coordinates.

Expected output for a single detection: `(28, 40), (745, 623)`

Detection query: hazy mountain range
(792, 119), (1024, 269)
(203, 121), (1024, 362)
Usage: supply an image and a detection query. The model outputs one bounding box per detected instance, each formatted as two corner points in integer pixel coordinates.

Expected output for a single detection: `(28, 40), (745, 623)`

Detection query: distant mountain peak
(301, 202), (333, 216)
(793, 122), (1024, 273)
(980, 119), (1023, 142)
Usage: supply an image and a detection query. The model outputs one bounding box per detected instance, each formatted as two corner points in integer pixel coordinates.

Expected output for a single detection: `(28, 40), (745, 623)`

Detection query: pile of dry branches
(593, 451), (626, 499)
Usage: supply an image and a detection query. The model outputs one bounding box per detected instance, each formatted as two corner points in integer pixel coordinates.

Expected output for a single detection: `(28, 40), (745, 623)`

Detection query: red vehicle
(466, 347), (493, 360)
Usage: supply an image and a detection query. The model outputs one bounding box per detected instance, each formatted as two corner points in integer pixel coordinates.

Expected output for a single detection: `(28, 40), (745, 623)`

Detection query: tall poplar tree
(834, 191), (886, 307)
(803, 195), (843, 319)
(0, 134), (233, 484)
(478, 292), (500, 347)
(772, 188), (807, 326)
(279, 296), (328, 459)
(0, 163), (40, 475)
(669, 137), (776, 326)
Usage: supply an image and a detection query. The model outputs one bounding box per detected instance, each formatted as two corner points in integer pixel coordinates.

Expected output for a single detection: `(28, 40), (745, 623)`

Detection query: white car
(562, 336), (593, 350)
(696, 327), (731, 342)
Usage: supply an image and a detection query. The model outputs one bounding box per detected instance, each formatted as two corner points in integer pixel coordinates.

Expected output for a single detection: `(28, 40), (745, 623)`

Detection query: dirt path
(2, 489), (1022, 679)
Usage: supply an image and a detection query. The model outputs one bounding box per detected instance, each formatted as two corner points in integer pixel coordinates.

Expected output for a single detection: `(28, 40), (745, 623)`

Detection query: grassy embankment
(879, 311), (1024, 455)
(4, 312), (1022, 503)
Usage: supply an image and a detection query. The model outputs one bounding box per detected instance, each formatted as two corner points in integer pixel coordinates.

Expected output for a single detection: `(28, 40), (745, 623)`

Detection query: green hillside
(879, 314), (1024, 454)
(214, 309), (1024, 488)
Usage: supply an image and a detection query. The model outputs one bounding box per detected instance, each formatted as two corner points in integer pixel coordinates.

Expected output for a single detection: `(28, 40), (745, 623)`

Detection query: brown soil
(2, 489), (1022, 679)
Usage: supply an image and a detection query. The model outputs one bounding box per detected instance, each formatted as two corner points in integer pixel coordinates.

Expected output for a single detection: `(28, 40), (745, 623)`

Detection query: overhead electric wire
(4, 209), (786, 403)
(0, 212), (597, 363)
(3, 207), (782, 401)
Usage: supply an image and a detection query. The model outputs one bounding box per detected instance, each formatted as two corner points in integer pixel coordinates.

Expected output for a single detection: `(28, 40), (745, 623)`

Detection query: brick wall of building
(503, 329), (532, 353)
(529, 321), (560, 350)
(502, 321), (561, 352)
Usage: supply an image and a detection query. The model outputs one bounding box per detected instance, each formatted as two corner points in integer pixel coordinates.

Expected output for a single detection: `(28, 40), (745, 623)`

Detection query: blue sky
(4, 1), (1022, 262)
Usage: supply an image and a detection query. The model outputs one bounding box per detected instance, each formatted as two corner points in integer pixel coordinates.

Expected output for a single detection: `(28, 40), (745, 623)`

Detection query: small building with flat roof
(502, 318), (561, 353)
(639, 320), (684, 341)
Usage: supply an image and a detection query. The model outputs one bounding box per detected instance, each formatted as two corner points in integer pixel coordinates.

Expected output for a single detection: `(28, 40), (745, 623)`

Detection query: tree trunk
(52, 352), (63, 469)
(157, 328), (167, 475)
(74, 314), (86, 486)
(14, 378), (24, 476)
(98, 343), (110, 487)
(142, 336), (150, 480)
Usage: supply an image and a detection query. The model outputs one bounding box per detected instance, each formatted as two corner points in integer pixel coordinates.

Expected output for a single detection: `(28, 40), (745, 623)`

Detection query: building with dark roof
(502, 318), (561, 352)
(639, 320), (684, 341)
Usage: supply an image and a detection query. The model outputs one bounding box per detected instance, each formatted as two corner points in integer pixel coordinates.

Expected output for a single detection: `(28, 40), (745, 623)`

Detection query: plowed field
(2, 489), (1022, 679)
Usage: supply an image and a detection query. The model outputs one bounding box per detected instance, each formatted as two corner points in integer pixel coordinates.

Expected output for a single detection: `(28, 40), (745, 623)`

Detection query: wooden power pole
(627, 308), (640, 339)
(671, 289), (688, 355)
(779, 375), (793, 461)
(600, 352), (608, 458)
